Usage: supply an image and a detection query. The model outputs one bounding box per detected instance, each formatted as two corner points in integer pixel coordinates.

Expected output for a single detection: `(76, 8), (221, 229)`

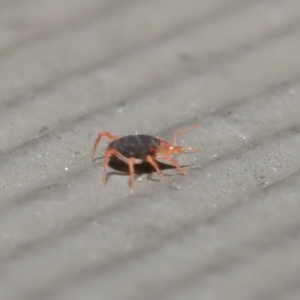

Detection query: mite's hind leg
(91, 131), (118, 161)
(161, 155), (186, 175)
(102, 149), (128, 185)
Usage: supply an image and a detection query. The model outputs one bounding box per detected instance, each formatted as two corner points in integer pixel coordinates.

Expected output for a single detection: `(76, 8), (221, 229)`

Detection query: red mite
(91, 125), (199, 189)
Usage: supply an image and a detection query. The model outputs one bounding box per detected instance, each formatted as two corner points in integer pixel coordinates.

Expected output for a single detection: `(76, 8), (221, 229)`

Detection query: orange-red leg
(102, 148), (139, 189)
(173, 125), (199, 145)
(91, 131), (118, 161)
(145, 155), (164, 180)
(128, 158), (136, 189)
(102, 148), (129, 185)
(162, 155), (186, 175)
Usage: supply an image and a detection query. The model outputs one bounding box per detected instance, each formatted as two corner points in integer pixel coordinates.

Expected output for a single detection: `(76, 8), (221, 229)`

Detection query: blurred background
(0, 1), (300, 299)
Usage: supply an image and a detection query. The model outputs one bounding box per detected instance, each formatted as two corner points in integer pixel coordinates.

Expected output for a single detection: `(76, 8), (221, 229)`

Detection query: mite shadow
(93, 156), (185, 182)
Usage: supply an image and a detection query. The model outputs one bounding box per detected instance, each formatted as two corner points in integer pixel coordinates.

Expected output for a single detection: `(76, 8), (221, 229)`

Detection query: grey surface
(1, 0), (300, 299)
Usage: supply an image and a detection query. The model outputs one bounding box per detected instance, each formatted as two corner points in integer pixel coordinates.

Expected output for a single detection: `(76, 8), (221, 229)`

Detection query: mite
(91, 125), (199, 189)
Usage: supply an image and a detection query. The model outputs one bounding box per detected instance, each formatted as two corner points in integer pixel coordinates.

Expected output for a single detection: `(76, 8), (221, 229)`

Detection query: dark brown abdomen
(107, 135), (160, 159)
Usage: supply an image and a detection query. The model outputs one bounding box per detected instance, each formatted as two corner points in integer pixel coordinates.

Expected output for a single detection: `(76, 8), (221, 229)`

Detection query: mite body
(107, 135), (160, 161)
(91, 125), (198, 189)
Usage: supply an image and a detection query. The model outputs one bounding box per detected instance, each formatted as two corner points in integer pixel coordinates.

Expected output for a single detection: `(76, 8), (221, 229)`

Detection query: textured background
(1, 1), (300, 299)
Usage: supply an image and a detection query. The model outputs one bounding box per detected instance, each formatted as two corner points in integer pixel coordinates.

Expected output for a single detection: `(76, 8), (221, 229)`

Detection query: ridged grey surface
(1, 1), (300, 299)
